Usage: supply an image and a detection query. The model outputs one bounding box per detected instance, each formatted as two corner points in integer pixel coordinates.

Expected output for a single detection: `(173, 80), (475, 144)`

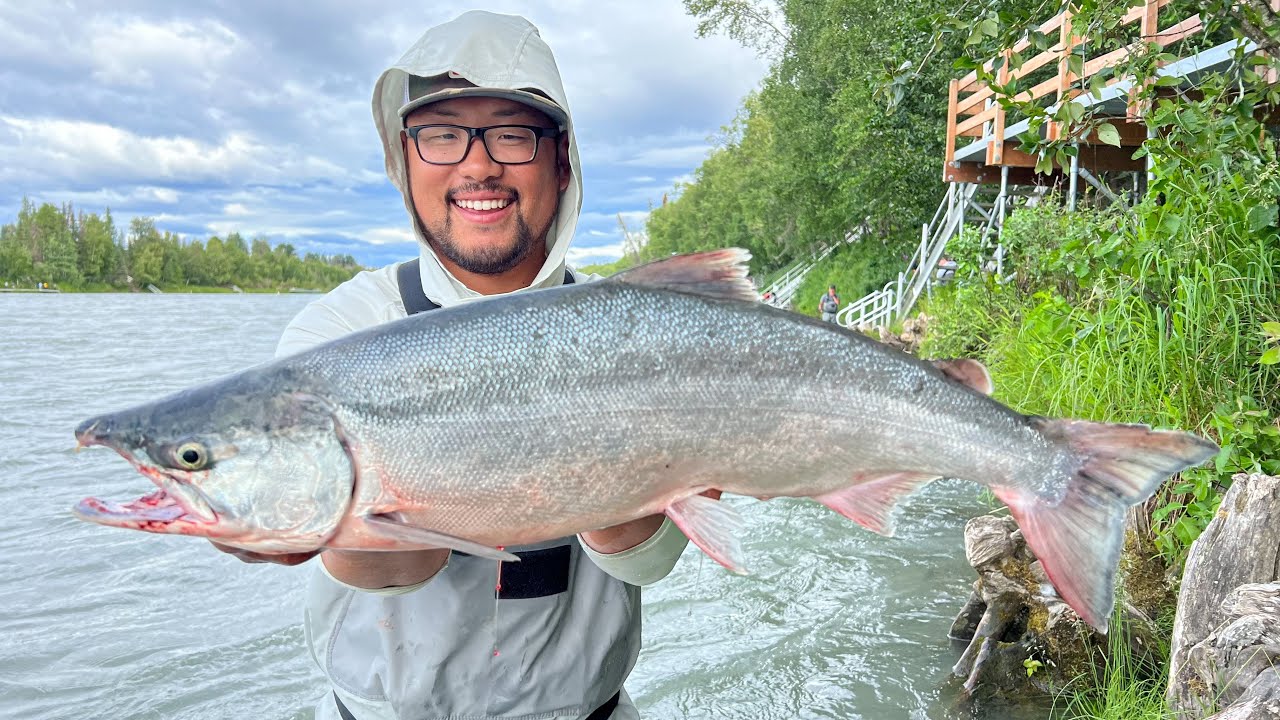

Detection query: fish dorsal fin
(612, 248), (758, 302)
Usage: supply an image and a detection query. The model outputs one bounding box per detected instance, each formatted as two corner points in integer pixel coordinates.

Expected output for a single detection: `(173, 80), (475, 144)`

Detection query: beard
(416, 183), (554, 275)
(422, 211), (538, 275)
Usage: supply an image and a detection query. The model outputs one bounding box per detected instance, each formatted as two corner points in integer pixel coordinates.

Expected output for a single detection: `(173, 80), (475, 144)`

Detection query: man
(217, 11), (690, 719)
(819, 284), (840, 323)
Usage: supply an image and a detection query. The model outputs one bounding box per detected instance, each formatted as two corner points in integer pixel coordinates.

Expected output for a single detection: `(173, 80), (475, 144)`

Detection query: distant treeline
(0, 198), (364, 291)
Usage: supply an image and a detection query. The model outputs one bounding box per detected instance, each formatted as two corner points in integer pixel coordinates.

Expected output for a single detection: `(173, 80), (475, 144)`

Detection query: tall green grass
(1053, 610), (1173, 720)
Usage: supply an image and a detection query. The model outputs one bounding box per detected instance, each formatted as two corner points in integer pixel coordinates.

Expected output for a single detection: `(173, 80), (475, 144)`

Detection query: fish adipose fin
(666, 494), (748, 574)
(995, 420), (1218, 633)
(349, 515), (519, 562)
(816, 472), (938, 536)
(612, 248), (759, 303)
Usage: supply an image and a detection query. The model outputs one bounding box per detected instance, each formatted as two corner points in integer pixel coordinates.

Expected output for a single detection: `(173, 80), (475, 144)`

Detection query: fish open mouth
(74, 478), (218, 532)
(74, 439), (219, 533)
(74, 489), (210, 528)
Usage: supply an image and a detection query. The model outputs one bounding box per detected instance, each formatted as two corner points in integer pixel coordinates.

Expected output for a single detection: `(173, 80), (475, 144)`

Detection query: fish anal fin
(998, 419), (1218, 632)
(816, 472), (937, 537)
(666, 494), (748, 574)
(328, 514), (519, 562)
(613, 248), (758, 302)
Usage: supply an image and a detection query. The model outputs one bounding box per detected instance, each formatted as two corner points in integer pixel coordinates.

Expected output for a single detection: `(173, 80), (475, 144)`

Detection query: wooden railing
(943, 0), (1205, 183)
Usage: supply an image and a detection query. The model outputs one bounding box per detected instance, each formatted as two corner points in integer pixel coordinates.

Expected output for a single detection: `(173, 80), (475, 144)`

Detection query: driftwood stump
(872, 313), (928, 354)
(949, 514), (1163, 701)
(1168, 473), (1280, 719)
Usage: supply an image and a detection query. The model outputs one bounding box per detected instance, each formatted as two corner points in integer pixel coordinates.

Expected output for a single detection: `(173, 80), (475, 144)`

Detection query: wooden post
(986, 49), (1013, 166)
(944, 79), (960, 181)
(1267, 0), (1279, 85)
(1128, 0), (1162, 120)
(1049, 5), (1078, 141)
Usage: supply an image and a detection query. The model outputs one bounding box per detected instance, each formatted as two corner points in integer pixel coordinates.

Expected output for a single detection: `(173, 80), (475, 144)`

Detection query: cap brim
(399, 87), (568, 128)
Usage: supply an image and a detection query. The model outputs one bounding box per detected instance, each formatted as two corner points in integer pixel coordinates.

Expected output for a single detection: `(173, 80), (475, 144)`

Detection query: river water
(0, 293), (1049, 719)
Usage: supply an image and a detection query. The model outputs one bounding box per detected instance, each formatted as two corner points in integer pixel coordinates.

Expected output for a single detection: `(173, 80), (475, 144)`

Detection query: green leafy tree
(0, 205), (363, 291)
(654, 0), (1000, 286)
(33, 202), (81, 284)
(204, 236), (233, 285)
(0, 237), (34, 283)
(78, 211), (120, 282)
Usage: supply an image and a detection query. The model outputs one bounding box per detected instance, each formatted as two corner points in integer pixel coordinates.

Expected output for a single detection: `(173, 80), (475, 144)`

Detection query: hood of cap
(371, 10), (582, 308)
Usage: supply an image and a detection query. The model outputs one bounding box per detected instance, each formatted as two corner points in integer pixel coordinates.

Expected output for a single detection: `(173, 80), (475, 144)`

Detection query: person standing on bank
(214, 11), (694, 720)
(819, 284), (840, 323)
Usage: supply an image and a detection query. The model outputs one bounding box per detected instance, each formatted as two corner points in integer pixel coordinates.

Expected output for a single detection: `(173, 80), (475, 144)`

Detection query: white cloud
(0, 116), (379, 187)
(18, 185), (180, 208)
(148, 187), (180, 203)
(223, 203), (250, 216)
(580, 209), (651, 227)
(88, 18), (241, 88)
(567, 242), (626, 264)
(622, 145), (712, 168)
(356, 227), (416, 246)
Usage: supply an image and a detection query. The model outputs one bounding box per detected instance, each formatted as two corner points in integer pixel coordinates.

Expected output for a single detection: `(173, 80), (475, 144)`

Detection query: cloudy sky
(0, 1), (769, 268)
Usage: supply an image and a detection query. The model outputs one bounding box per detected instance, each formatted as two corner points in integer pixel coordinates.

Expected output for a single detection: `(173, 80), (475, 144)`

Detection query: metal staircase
(839, 174), (1047, 330)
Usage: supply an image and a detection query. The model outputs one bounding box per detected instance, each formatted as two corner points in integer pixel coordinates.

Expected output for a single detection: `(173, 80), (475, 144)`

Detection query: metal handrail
(838, 281), (898, 329)
(760, 221), (868, 308)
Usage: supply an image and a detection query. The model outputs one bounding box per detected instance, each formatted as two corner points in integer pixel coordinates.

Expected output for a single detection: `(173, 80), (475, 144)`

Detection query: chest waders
(331, 259), (620, 720)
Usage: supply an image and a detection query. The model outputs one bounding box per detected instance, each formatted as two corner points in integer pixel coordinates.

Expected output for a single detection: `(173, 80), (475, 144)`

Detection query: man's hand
(580, 489), (723, 555)
(211, 541), (319, 566)
(213, 540), (451, 590)
(321, 549), (451, 589)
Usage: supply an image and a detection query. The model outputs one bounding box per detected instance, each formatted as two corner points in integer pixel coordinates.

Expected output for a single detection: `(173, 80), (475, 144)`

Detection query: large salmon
(73, 248), (1216, 630)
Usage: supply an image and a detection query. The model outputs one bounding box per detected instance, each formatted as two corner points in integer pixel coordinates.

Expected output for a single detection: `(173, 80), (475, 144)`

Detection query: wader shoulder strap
(396, 258), (575, 316)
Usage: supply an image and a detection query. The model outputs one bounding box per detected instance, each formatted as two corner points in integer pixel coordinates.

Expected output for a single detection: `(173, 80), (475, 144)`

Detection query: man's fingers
(210, 541), (319, 566)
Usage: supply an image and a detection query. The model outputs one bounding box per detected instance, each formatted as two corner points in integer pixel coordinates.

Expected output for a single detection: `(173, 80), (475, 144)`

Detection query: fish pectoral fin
(352, 515), (519, 562)
(665, 494), (748, 574)
(816, 472), (938, 537)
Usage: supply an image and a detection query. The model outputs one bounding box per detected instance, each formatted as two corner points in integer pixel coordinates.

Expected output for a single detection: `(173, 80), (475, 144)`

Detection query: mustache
(446, 182), (518, 201)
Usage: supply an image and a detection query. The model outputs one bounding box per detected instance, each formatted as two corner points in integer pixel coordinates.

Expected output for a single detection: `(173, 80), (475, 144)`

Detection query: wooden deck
(942, 0), (1255, 184)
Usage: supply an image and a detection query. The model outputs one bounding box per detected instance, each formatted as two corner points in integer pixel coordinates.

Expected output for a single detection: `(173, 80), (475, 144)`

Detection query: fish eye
(172, 441), (209, 470)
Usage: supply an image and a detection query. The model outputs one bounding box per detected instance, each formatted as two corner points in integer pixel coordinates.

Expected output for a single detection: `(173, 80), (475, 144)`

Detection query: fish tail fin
(994, 419), (1217, 633)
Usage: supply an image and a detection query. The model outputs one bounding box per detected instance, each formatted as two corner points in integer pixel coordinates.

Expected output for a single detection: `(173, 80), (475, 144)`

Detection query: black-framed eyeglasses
(403, 124), (561, 165)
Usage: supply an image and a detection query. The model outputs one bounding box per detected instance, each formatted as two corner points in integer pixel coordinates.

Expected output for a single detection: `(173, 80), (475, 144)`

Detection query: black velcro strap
(396, 258), (576, 316)
(587, 691), (621, 720)
(495, 544), (572, 600)
(333, 692), (356, 720)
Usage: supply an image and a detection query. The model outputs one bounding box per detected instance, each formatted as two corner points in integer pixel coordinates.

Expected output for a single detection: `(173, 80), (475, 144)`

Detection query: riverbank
(3, 284), (330, 294)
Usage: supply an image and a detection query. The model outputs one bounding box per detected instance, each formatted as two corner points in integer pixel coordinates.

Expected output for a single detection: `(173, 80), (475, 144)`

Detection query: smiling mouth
(453, 198), (513, 211)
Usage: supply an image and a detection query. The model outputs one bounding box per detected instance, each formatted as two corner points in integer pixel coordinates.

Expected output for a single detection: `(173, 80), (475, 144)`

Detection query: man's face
(402, 96), (570, 276)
